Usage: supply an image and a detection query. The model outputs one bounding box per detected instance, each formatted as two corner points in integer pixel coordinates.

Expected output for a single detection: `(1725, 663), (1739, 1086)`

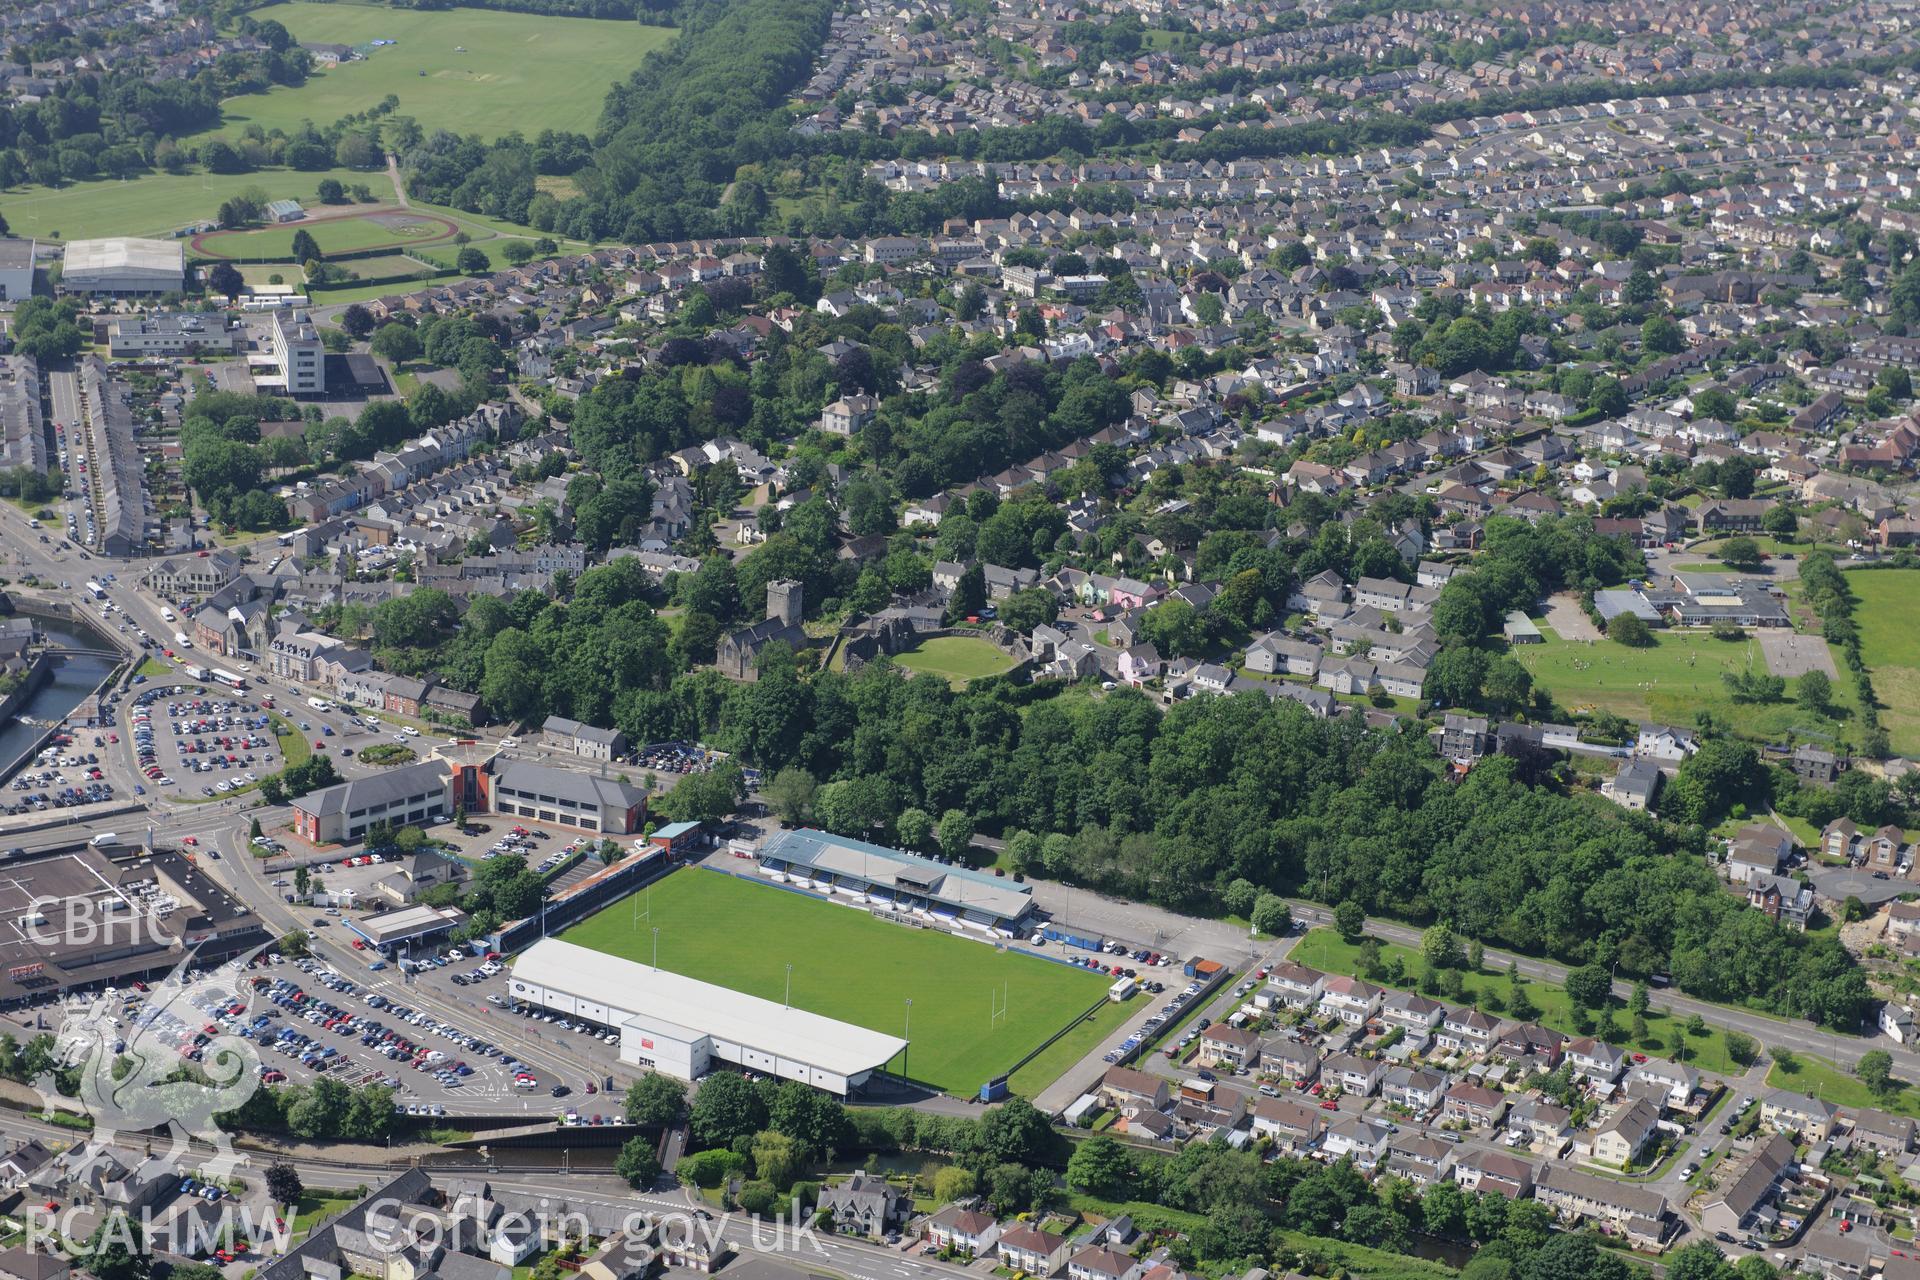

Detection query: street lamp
(903, 998), (912, 1078)
(651, 926), (659, 970)
(785, 962), (793, 1007)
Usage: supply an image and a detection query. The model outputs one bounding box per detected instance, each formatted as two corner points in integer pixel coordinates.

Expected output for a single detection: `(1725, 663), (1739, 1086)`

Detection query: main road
(0, 1106), (977, 1280)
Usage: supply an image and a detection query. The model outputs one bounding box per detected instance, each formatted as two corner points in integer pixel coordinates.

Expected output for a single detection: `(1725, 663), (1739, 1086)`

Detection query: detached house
(818, 1172), (905, 1240)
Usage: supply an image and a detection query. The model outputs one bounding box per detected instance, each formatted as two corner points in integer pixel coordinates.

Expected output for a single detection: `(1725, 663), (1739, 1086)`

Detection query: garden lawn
(1289, 928), (1753, 1076)
(222, 3), (677, 140)
(289, 1193), (356, 1240)
(1768, 1051), (1920, 1119)
(1512, 625), (1855, 745)
(0, 166), (389, 241)
(562, 868), (1125, 1097)
(1844, 569), (1920, 757)
(892, 635), (1017, 687)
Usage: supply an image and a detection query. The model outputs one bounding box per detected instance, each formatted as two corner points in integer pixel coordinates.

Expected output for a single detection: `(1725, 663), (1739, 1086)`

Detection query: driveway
(1809, 862), (1910, 906)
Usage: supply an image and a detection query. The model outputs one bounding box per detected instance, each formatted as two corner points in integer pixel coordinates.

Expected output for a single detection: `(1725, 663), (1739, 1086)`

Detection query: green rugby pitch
(561, 868), (1124, 1095)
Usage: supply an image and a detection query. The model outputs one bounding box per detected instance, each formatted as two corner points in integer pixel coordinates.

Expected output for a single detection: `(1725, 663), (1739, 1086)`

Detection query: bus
(211, 668), (247, 690)
(84, 581), (105, 600)
(276, 531), (297, 546)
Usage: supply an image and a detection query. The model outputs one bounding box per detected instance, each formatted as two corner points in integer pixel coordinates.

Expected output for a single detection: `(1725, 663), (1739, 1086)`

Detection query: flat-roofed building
(266, 307), (326, 394)
(352, 903), (467, 950)
(108, 313), (241, 358)
(0, 846), (268, 1007)
(62, 238), (183, 294)
(0, 238), (36, 301)
(509, 938), (907, 1095)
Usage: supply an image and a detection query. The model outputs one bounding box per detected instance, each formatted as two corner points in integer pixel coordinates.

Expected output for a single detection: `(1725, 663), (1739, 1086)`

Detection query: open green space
(1846, 569), (1920, 756)
(309, 250), (440, 281)
(0, 166), (389, 242)
(226, 3), (677, 141)
(236, 263), (301, 288)
(1289, 928), (1753, 1076)
(1512, 625), (1854, 746)
(1840, 570), (1920, 665)
(562, 868), (1125, 1096)
(892, 635), (1017, 687)
(269, 711), (311, 770)
(1769, 1051), (1920, 1119)
(192, 211), (457, 260)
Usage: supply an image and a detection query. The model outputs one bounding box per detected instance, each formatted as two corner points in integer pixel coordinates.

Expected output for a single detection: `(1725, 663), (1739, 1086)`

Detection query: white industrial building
(61, 238), (185, 295)
(509, 938), (908, 1095)
(0, 239), (36, 300)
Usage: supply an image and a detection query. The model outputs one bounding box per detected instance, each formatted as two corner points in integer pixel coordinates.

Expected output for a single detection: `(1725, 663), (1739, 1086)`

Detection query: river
(0, 611), (121, 780)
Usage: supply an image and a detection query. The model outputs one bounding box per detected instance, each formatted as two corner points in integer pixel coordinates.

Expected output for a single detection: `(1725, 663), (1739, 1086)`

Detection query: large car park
(246, 955), (532, 1100)
(128, 685), (279, 796)
(4, 739), (117, 814)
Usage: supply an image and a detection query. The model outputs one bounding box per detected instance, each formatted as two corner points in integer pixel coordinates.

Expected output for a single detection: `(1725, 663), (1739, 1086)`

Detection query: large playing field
(1846, 569), (1920, 755)
(562, 869), (1124, 1096)
(893, 635), (1018, 686)
(225, 3), (677, 140)
(191, 210), (460, 260)
(1512, 624), (1856, 746)
(0, 166), (387, 242)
